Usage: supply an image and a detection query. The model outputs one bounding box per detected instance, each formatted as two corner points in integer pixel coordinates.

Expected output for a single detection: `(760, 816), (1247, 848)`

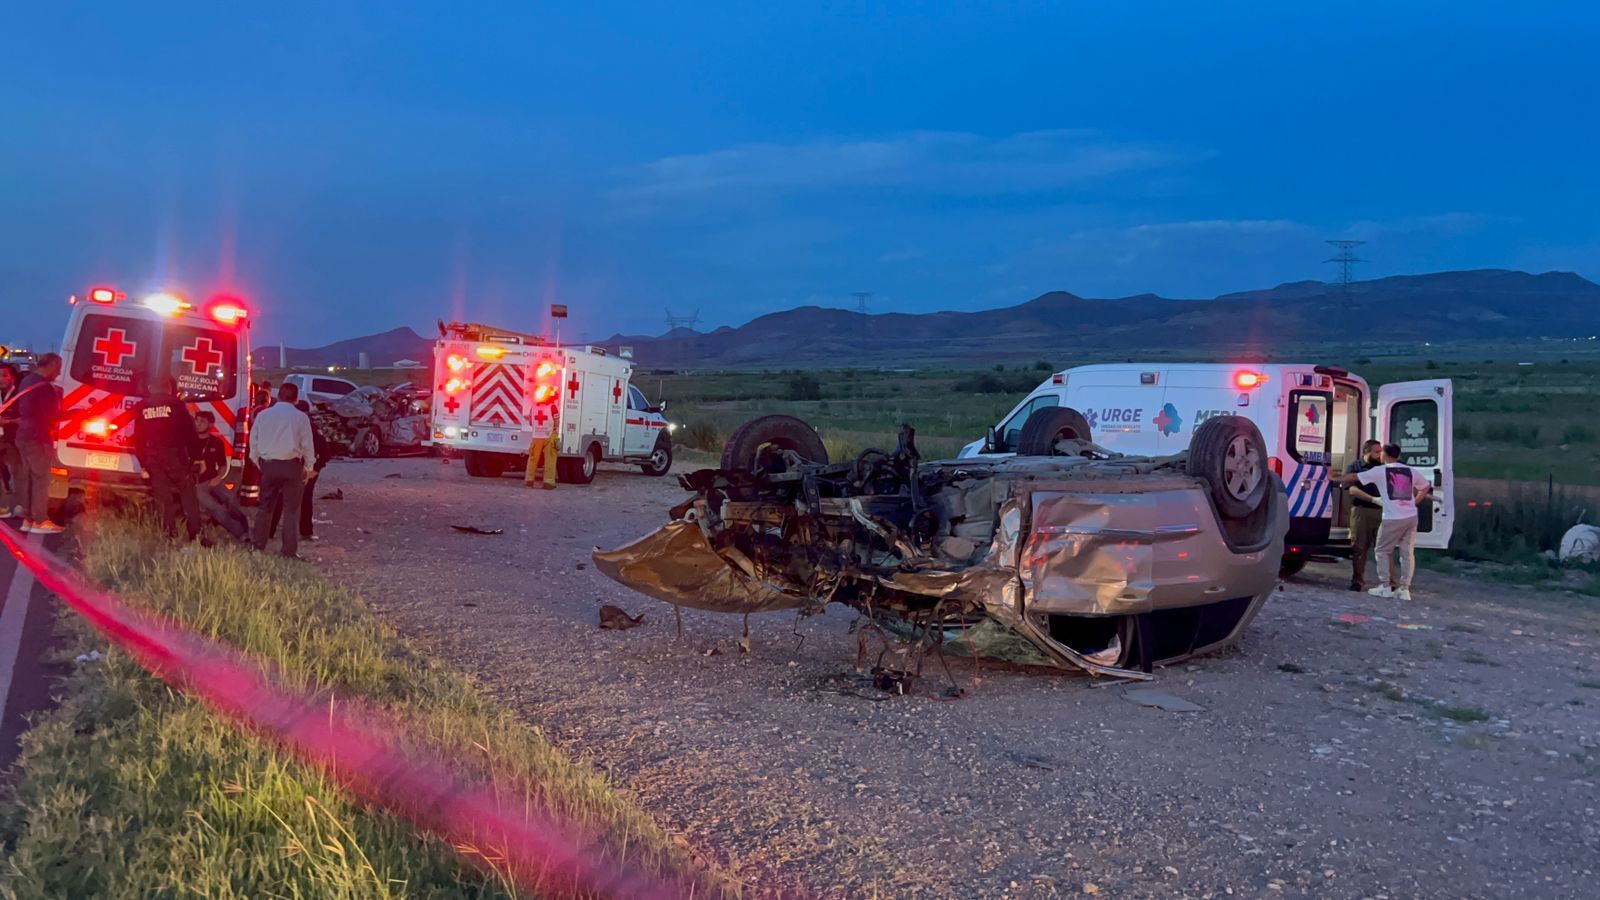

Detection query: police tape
(0, 525), (682, 898)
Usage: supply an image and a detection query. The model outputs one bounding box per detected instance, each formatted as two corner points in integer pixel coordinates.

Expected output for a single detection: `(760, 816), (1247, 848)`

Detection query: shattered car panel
(310, 384), (432, 457)
(595, 416), (1286, 679)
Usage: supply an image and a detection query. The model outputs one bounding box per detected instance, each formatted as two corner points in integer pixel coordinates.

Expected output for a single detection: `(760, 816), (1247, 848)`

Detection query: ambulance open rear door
(1377, 379), (1454, 549)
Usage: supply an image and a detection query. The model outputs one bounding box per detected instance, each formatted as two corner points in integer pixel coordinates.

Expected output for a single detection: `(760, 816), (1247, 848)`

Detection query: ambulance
(51, 287), (254, 502)
(960, 363), (1453, 573)
(428, 322), (673, 484)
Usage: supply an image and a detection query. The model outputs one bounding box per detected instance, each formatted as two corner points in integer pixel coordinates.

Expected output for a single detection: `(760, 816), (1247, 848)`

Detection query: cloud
(612, 129), (1197, 209)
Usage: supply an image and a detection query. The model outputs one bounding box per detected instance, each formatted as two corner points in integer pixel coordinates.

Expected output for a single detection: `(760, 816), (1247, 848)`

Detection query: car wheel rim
(585, 454), (596, 476)
(1222, 435), (1261, 499)
(650, 449), (668, 469)
(1049, 428), (1080, 454)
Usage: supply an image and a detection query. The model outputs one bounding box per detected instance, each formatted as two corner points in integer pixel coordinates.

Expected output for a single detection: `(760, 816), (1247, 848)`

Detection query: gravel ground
(307, 456), (1600, 898)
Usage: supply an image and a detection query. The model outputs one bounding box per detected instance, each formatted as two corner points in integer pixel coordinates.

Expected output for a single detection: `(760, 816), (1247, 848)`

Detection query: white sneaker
(1367, 586), (1395, 598)
(18, 520), (34, 533)
(1396, 589), (1413, 601)
(1, 506), (20, 520)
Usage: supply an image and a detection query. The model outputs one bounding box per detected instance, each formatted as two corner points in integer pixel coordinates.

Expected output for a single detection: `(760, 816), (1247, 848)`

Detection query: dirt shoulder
(309, 456), (1600, 898)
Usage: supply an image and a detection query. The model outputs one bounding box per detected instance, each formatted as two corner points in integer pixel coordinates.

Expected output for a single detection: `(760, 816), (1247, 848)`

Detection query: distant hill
(251, 326), (433, 369)
(597, 269), (1600, 367)
(257, 269), (1600, 370)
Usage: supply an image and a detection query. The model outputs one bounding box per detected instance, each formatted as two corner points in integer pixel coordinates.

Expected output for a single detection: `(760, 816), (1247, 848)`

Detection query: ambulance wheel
(1190, 415), (1270, 519)
(1016, 407), (1094, 456)
(1279, 555), (1308, 578)
(560, 446), (599, 485)
(721, 415), (829, 474)
(464, 450), (505, 478)
(640, 438), (673, 477)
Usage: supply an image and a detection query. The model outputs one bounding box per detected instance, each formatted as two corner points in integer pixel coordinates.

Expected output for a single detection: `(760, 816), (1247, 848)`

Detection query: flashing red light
(1234, 371), (1267, 389)
(89, 287), (121, 303)
(444, 377), (468, 394)
(535, 361), (559, 379)
(1268, 456), (1283, 478)
(84, 418), (112, 438)
(446, 355), (468, 373)
(209, 300), (249, 324)
(533, 384), (557, 403)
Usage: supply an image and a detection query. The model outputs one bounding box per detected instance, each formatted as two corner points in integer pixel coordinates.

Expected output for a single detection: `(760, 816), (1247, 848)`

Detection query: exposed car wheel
(1190, 415), (1270, 519)
(1279, 555), (1308, 578)
(641, 437), (673, 476)
(1016, 407), (1094, 456)
(353, 428), (381, 459)
(721, 415), (829, 473)
(463, 450), (485, 477)
(464, 450), (505, 478)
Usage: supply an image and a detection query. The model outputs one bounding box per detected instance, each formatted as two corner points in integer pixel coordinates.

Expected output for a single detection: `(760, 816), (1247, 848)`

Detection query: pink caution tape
(0, 525), (682, 898)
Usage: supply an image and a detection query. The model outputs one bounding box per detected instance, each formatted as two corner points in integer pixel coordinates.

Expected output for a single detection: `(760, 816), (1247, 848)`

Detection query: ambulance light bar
(143, 292), (191, 316)
(1234, 371), (1267, 389)
(475, 345), (506, 360)
(89, 287), (123, 303)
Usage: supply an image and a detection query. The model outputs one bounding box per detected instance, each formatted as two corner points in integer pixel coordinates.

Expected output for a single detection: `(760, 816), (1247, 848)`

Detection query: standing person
(192, 410), (250, 541)
(13, 353), (64, 534)
(1342, 439), (1385, 592)
(524, 402), (560, 490)
(269, 400), (331, 542)
(1329, 443), (1433, 601)
(0, 363), (22, 519)
(249, 383), (316, 559)
(133, 375), (204, 543)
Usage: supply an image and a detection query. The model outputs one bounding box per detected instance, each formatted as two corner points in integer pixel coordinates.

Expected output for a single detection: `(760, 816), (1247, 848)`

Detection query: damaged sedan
(594, 409), (1287, 679)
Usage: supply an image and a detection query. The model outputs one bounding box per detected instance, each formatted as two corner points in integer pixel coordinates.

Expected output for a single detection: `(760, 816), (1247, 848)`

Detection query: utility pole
(664, 308), (701, 332)
(1325, 240), (1365, 301)
(852, 292), (871, 314)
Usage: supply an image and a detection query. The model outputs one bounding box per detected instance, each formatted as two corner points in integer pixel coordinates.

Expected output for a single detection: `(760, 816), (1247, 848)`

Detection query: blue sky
(2, 2), (1596, 348)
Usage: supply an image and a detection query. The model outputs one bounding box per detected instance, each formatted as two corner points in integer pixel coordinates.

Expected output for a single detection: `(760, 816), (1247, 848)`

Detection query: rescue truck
(960, 363), (1454, 574)
(428, 322), (672, 483)
(50, 287), (254, 504)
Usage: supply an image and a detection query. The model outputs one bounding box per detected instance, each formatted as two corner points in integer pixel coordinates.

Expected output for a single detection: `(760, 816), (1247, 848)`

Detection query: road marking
(0, 534), (39, 723)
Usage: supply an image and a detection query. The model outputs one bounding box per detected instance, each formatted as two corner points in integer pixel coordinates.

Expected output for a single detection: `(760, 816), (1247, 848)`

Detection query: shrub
(786, 373), (822, 401)
(1454, 421), (1474, 441)
(1562, 423), (1596, 444)
(1447, 484), (1591, 563)
(1482, 421), (1540, 447)
(681, 419), (722, 451)
(1033, 359), (1054, 371)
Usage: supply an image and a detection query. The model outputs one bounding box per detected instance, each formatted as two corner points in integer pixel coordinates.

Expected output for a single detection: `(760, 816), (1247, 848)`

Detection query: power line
(851, 292), (871, 314)
(663, 308), (701, 332)
(1325, 240), (1365, 300)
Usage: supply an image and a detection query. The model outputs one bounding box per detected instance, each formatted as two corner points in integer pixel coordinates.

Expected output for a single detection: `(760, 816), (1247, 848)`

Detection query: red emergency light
(1234, 371), (1267, 389)
(89, 287), (123, 304)
(533, 384), (557, 403)
(208, 296), (250, 324)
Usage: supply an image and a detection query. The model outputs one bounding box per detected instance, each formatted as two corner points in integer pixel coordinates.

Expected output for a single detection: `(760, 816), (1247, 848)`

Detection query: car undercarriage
(595, 410), (1287, 681)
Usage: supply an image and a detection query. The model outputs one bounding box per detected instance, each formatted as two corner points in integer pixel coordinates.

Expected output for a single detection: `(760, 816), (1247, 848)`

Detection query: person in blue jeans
(192, 410), (249, 540)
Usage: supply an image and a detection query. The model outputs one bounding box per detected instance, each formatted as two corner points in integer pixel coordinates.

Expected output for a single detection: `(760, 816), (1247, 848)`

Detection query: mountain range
(257, 269), (1600, 370)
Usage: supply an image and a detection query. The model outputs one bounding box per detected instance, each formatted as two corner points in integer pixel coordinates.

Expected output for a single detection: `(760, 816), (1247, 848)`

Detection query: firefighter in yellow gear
(525, 403), (560, 489)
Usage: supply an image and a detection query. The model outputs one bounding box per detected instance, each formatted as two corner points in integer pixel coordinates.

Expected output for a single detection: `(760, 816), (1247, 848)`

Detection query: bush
(1562, 423), (1596, 444)
(786, 373), (822, 401)
(1483, 421), (1540, 447)
(1455, 421), (1474, 441)
(954, 369), (1040, 394)
(1447, 484), (1592, 563)
(1033, 359), (1054, 371)
(1425, 359), (1439, 370)
(680, 419), (722, 451)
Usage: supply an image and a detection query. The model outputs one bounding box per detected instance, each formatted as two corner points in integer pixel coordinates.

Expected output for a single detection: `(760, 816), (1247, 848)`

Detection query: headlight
(667, 422), (678, 433)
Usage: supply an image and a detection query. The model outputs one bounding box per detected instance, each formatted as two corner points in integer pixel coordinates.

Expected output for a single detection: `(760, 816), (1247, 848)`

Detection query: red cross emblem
(567, 374), (581, 399)
(534, 407), (549, 426)
(443, 395), (461, 414)
(612, 380), (622, 403)
(181, 337), (224, 375)
(93, 328), (138, 368)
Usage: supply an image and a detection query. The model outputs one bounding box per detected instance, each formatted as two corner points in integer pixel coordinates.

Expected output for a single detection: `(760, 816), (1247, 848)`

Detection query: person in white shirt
(248, 383), (317, 559)
(1329, 443), (1433, 600)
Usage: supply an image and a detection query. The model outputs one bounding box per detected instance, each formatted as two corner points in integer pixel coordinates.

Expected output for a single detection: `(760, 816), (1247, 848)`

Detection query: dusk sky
(3, 2), (1596, 349)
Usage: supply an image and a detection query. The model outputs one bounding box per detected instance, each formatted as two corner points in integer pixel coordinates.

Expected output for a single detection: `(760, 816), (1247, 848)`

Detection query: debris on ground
(1559, 524), (1600, 563)
(384, 473), (403, 479)
(450, 524), (504, 535)
(1122, 688), (1204, 712)
(1335, 613), (1370, 625)
(598, 605), (646, 630)
(320, 488), (344, 500)
(73, 650), (104, 663)
(1278, 662), (1309, 674)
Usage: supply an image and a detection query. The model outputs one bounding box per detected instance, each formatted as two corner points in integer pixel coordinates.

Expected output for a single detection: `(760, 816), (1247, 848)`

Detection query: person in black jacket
(13, 353), (64, 533)
(191, 410), (249, 541)
(133, 374), (203, 542)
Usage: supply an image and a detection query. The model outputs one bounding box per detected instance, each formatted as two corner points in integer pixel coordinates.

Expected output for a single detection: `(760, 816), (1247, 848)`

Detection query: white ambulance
(960, 363), (1453, 573)
(427, 322), (672, 484)
(51, 287), (254, 501)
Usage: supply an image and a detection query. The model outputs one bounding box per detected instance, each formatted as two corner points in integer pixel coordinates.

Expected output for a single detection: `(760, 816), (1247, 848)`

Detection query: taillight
(1268, 456), (1283, 478)
(533, 384), (556, 403)
(444, 377), (468, 393)
(446, 355), (468, 373)
(84, 418), (113, 438)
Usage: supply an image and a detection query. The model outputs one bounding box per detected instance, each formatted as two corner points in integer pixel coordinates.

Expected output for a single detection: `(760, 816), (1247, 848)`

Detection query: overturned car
(594, 409), (1287, 679)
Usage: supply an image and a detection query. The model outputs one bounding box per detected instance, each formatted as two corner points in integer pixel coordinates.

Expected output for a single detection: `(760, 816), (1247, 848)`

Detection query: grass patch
(1431, 704), (1492, 724)
(0, 518), (728, 898)
(1577, 680), (1600, 690)
(1459, 649), (1504, 668)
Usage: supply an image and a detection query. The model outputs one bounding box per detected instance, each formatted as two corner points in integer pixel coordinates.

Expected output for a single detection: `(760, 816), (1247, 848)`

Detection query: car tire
(353, 428), (381, 459)
(1189, 415), (1270, 519)
(1015, 407), (1094, 456)
(721, 415), (829, 473)
(463, 450), (485, 477)
(641, 437), (673, 477)
(464, 450), (504, 478)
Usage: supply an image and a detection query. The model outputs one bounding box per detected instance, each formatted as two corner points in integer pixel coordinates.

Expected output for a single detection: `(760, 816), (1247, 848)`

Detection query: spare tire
(1015, 407), (1094, 456)
(721, 415), (829, 473)
(1189, 415), (1270, 519)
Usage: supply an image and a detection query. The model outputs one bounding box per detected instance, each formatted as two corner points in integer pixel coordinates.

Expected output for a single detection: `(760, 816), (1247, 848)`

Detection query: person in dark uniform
(133, 374), (203, 543)
(1342, 439), (1385, 592)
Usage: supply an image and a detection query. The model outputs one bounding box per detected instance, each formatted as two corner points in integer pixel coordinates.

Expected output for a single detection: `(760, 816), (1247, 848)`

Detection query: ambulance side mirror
(648, 401), (667, 414)
(985, 425), (1000, 453)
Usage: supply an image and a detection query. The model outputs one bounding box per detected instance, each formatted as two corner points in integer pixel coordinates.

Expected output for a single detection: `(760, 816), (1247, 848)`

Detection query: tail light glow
(1234, 371), (1267, 389)
(533, 384), (557, 403)
(1268, 456), (1283, 478)
(446, 355), (468, 373)
(84, 418), (113, 438)
(535, 361), (559, 379)
(444, 377), (468, 394)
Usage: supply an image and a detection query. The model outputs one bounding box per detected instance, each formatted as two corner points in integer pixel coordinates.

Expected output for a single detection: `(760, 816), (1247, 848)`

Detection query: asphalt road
(0, 524), (67, 769)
